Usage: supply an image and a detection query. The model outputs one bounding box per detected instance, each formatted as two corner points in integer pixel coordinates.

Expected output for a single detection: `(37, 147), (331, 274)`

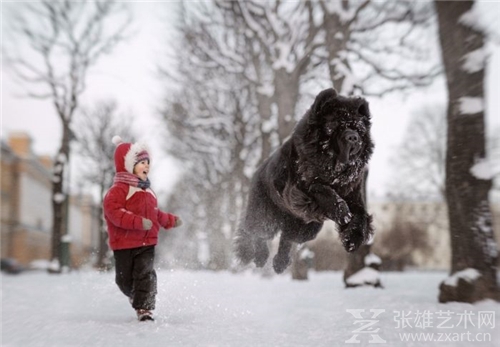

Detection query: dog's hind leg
(254, 238), (270, 267)
(273, 236), (293, 274)
(234, 227), (256, 265)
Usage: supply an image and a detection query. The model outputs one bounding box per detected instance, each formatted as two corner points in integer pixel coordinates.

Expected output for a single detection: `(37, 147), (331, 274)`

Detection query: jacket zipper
(142, 191), (148, 245)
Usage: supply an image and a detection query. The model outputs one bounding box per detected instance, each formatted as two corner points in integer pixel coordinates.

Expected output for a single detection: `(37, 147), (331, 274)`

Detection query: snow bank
(444, 268), (481, 287)
(345, 267), (380, 287)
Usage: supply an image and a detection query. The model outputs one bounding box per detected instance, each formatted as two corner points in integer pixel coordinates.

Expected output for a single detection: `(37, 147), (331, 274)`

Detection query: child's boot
(136, 309), (154, 322)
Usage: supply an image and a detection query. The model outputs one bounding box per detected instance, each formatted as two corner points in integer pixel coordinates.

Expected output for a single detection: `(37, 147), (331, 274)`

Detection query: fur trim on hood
(112, 136), (150, 174)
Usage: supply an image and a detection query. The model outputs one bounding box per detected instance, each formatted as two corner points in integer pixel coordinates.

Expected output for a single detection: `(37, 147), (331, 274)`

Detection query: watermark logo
(478, 311), (495, 329)
(345, 309), (495, 344)
(345, 309), (386, 344)
(393, 310), (496, 330)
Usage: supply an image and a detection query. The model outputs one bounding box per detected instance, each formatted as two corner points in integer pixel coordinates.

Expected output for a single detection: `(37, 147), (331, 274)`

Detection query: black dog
(234, 88), (374, 273)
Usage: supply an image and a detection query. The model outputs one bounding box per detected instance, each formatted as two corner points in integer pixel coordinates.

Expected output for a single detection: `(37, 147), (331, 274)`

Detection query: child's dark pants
(113, 245), (157, 310)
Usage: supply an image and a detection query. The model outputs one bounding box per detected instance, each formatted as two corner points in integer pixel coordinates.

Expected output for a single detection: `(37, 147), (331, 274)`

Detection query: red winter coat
(103, 182), (177, 250)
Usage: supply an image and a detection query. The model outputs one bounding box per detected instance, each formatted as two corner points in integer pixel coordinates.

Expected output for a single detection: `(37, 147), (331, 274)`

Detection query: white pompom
(112, 136), (123, 146)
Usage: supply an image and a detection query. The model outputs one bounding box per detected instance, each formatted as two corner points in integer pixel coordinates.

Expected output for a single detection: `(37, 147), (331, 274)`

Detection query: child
(103, 136), (182, 321)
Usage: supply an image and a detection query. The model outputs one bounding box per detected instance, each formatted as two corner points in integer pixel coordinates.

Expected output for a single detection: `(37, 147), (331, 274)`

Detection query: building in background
(1, 132), (99, 267)
(306, 199), (500, 272)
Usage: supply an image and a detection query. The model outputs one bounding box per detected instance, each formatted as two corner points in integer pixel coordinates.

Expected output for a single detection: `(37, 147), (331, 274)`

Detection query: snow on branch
(323, 0), (370, 24)
(349, 47), (441, 96)
(230, 1), (318, 75)
(470, 158), (495, 180)
(351, 1), (431, 33)
(317, 1), (440, 97)
(461, 47), (488, 73)
(459, 3), (485, 34)
(458, 97), (484, 115)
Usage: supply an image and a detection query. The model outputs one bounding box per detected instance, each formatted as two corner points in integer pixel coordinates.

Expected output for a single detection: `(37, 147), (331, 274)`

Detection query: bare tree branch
(4, 0), (132, 271)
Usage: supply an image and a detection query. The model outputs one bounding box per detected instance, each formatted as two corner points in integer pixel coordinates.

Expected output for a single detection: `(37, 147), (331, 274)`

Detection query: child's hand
(142, 218), (153, 230)
(174, 217), (183, 228)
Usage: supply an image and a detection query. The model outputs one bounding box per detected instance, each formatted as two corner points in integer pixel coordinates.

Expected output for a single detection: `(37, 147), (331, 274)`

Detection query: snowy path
(1, 270), (499, 346)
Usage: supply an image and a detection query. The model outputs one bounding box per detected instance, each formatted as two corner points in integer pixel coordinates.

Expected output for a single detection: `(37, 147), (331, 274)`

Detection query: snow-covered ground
(1, 270), (499, 346)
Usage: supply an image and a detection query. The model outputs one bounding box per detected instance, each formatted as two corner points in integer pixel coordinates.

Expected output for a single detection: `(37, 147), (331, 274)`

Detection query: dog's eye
(325, 121), (338, 135)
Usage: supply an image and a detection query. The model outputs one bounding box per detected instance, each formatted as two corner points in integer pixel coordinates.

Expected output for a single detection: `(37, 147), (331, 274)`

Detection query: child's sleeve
(157, 210), (178, 230)
(104, 187), (144, 230)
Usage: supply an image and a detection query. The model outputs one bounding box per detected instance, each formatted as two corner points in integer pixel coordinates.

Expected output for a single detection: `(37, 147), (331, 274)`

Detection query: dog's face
(311, 89), (373, 168)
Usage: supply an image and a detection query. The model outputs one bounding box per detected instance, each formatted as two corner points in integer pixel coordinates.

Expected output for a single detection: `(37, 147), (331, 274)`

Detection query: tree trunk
(256, 92), (274, 163)
(343, 170), (382, 288)
(275, 69), (300, 141)
(96, 182), (109, 270)
(323, 12), (351, 94)
(435, 0), (499, 303)
(50, 124), (71, 273)
(97, 204), (109, 270)
(207, 190), (229, 270)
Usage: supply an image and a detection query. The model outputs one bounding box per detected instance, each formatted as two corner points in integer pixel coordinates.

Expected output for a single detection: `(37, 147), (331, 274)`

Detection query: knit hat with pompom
(112, 136), (150, 174)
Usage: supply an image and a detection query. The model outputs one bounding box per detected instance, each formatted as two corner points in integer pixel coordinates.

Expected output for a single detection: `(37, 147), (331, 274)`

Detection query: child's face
(133, 160), (149, 181)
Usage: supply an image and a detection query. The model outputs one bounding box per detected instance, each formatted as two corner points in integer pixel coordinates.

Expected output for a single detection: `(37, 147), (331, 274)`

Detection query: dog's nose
(344, 130), (360, 144)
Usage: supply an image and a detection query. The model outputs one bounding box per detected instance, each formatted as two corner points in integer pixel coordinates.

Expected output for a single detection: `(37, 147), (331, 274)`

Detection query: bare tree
(160, 33), (258, 268)
(161, 1), (320, 270)
(383, 104), (449, 246)
(388, 103), (499, 242)
(318, 1), (440, 96)
(73, 100), (135, 270)
(389, 104), (447, 201)
(434, 0), (499, 303)
(4, 0), (131, 272)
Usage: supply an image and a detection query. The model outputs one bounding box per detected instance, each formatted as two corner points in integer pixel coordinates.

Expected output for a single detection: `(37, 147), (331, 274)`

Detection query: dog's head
(310, 88), (373, 169)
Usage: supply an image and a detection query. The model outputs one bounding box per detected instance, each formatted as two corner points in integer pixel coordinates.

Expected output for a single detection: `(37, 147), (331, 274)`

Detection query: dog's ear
(357, 100), (371, 119)
(312, 88), (337, 115)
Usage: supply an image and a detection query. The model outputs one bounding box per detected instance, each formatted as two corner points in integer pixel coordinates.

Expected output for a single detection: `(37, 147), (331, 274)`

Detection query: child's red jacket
(103, 183), (177, 250)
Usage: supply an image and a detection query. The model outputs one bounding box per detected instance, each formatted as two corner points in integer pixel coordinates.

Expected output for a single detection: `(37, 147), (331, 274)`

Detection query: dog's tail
(233, 225), (255, 265)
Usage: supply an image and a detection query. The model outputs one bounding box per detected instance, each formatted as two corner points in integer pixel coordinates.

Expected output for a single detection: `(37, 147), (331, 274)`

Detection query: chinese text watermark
(345, 309), (495, 344)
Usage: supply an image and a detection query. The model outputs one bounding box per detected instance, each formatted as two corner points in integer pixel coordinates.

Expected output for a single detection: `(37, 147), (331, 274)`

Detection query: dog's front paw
(340, 229), (364, 252)
(339, 215), (371, 252)
(328, 200), (352, 226)
(273, 254), (291, 274)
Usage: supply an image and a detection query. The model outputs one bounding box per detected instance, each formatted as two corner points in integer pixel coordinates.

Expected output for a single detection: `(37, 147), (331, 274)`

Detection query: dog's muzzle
(337, 129), (362, 164)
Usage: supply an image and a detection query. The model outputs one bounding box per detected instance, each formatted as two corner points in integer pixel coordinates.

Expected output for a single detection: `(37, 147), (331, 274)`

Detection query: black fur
(234, 88), (375, 274)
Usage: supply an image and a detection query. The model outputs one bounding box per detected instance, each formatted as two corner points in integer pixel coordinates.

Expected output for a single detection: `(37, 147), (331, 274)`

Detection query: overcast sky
(2, 2), (499, 200)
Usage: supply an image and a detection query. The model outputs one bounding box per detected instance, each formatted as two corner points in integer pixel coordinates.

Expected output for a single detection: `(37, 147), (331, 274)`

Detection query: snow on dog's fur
(235, 88), (374, 273)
